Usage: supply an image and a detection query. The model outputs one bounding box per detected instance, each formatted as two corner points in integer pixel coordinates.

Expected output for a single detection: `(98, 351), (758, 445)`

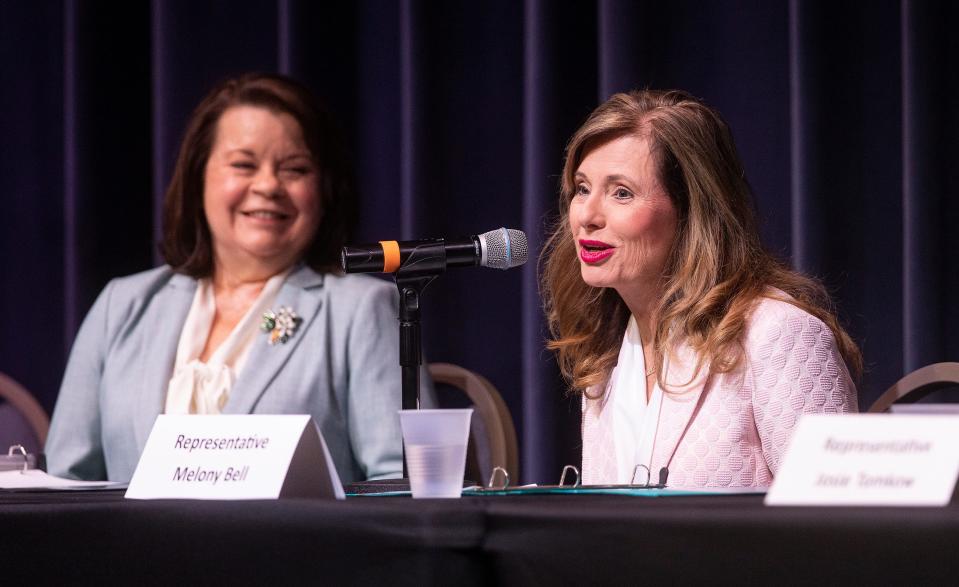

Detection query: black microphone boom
(341, 228), (528, 273)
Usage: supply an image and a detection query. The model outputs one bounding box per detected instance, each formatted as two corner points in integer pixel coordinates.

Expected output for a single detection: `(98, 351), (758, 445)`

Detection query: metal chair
(428, 362), (519, 485)
(0, 371), (50, 454)
(867, 362), (959, 413)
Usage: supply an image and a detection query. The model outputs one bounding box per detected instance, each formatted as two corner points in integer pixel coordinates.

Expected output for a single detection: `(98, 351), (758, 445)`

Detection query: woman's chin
(216, 244), (300, 271)
(579, 267), (615, 289)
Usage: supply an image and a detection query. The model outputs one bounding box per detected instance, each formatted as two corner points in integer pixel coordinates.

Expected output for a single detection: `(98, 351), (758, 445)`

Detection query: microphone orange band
(379, 240), (401, 272)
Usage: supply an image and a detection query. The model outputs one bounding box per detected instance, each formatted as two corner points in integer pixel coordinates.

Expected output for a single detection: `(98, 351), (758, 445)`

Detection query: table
(2, 490), (958, 585)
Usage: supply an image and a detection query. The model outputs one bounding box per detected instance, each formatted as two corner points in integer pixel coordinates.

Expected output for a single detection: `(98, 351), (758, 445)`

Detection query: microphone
(341, 227), (528, 273)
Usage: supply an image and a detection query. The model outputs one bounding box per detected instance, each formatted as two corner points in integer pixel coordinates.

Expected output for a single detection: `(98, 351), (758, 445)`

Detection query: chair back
(0, 372), (50, 454)
(428, 362), (519, 485)
(867, 362), (959, 413)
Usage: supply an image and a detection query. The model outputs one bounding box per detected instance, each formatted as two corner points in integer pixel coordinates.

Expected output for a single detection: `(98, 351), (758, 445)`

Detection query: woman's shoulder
(71, 266), (190, 345)
(84, 267), (197, 323)
(107, 265), (178, 288)
(744, 289), (834, 350)
(311, 272), (399, 332)
(320, 272), (396, 298)
(99, 265), (187, 302)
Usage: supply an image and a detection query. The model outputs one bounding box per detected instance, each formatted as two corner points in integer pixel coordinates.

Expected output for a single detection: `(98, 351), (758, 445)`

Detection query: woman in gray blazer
(46, 73), (425, 483)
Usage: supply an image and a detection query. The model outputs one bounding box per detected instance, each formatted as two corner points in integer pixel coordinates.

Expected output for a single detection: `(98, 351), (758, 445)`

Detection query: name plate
(765, 414), (959, 507)
(125, 415), (344, 500)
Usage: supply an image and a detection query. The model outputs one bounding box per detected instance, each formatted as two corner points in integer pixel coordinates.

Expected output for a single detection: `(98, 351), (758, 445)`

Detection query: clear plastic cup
(399, 409), (472, 498)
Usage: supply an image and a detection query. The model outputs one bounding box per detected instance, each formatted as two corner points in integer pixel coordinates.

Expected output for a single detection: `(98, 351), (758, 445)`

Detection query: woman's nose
(577, 193), (604, 229)
(252, 166), (282, 198)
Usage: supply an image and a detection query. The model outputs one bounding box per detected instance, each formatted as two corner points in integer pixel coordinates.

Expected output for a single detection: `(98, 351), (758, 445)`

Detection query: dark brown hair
(160, 72), (356, 275)
(541, 90), (862, 394)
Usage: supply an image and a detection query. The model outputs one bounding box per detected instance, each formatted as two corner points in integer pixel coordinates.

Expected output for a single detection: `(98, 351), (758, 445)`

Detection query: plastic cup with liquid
(398, 409), (472, 498)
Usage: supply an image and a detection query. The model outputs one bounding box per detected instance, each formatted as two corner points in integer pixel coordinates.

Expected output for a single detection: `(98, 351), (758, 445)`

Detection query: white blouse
(164, 271), (289, 415)
(610, 315), (664, 484)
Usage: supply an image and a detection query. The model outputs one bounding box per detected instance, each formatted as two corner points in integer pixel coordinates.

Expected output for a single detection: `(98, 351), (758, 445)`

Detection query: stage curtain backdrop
(1, 0), (956, 483)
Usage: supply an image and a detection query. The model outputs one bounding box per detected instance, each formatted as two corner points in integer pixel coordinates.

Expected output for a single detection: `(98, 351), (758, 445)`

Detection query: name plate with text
(126, 415), (344, 500)
(765, 414), (959, 507)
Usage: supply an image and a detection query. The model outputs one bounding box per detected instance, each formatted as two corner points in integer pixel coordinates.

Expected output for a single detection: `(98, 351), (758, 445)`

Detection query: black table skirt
(2, 490), (958, 585)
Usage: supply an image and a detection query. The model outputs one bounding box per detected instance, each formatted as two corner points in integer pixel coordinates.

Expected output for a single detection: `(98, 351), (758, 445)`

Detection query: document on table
(461, 485), (767, 497)
(0, 469), (125, 490)
(347, 485), (768, 497)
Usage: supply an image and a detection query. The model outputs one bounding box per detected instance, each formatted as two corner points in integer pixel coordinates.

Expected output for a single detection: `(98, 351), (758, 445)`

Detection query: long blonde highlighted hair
(541, 90), (862, 395)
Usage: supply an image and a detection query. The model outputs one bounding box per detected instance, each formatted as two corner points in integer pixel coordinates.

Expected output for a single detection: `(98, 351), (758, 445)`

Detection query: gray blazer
(46, 265), (428, 483)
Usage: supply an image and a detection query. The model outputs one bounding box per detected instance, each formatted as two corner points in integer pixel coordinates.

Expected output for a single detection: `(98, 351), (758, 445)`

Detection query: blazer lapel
(224, 266), (325, 415)
(134, 273), (196, 449)
(651, 341), (708, 473)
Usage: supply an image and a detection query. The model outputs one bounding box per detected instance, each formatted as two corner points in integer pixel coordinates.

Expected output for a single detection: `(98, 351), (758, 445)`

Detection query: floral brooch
(260, 306), (301, 345)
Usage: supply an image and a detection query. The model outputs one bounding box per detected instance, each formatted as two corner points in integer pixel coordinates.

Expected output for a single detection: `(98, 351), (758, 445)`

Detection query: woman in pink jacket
(541, 90), (860, 488)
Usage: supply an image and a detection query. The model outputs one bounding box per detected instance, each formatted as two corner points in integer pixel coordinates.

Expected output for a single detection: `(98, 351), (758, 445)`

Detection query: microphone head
(478, 228), (528, 270)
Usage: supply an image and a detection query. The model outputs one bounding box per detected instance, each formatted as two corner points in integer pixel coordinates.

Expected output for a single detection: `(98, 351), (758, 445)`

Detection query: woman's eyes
(573, 183), (633, 201)
(228, 162), (312, 176)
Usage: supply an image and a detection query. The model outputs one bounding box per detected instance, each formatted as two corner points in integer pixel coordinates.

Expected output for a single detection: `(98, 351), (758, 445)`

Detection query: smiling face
(568, 134), (678, 310)
(203, 105), (321, 277)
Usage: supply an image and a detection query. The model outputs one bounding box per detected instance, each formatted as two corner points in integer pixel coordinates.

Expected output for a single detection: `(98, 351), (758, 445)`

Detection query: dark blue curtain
(1, 0), (956, 483)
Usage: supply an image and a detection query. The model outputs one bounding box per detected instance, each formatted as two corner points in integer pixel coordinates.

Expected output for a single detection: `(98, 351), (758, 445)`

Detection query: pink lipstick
(579, 239), (614, 264)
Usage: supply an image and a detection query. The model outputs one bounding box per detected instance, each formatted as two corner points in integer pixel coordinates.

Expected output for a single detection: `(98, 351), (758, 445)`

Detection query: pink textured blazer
(582, 296), (858, 488)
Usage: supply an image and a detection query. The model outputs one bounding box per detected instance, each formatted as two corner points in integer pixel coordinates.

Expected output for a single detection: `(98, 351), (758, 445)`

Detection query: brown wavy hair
(541, 90), (862, 395)
(160, 72), (356, 276)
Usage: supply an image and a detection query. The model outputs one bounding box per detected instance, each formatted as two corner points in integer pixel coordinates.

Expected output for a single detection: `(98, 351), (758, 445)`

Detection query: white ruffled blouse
(164, 271), (288, 415)
(610, 314), (664, 484)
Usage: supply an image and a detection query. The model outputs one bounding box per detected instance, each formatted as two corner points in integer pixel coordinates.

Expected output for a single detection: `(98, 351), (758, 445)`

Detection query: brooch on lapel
(261, 306), (301, 345)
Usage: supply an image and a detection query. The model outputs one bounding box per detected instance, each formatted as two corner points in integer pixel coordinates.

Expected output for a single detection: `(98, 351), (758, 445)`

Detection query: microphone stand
(393, 242), (447, 476)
